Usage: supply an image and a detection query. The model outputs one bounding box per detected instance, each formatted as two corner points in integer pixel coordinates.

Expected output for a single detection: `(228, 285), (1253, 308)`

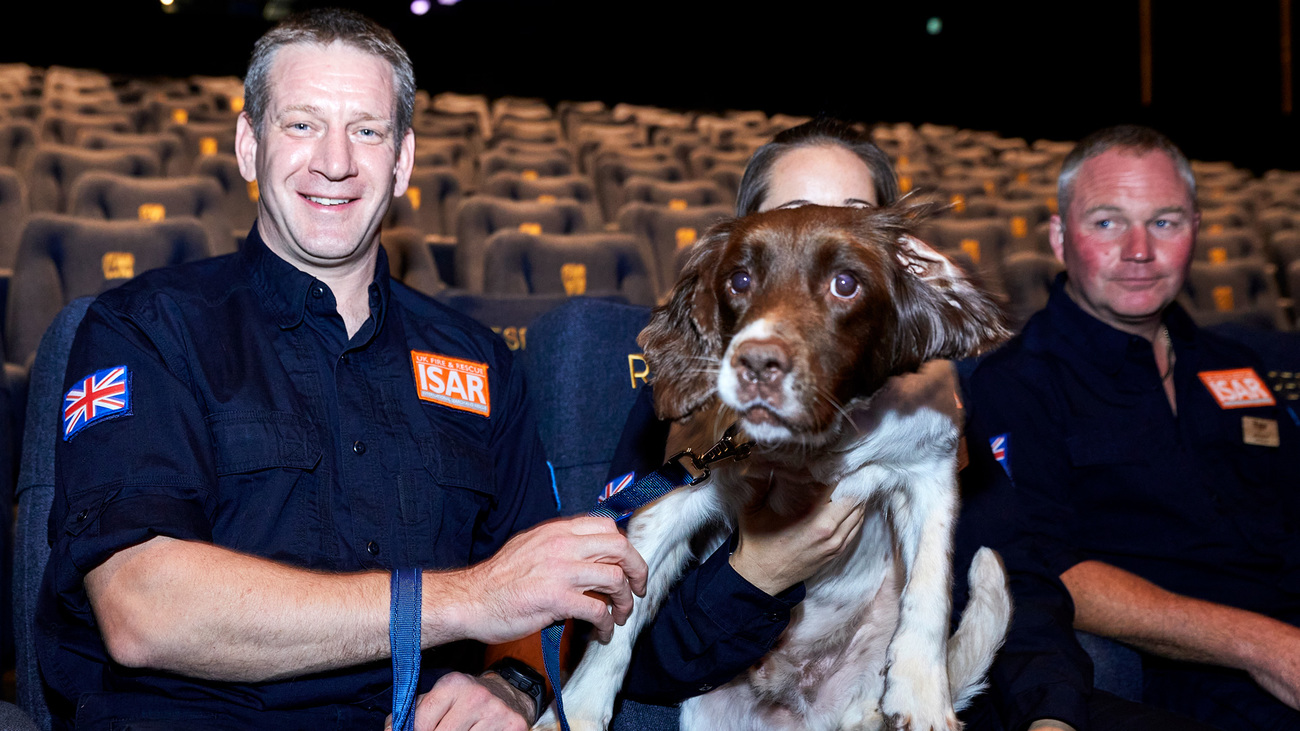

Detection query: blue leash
(391, 567), (423, 731)
(541, 424), (753, 730)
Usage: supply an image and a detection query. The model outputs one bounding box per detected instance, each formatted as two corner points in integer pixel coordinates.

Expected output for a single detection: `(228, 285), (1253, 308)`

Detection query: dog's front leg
(879, 462), (960, 731)
(533, 483), (723, 731)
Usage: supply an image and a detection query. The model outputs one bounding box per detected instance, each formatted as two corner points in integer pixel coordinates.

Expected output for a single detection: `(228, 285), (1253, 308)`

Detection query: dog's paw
(880, 676), (960, 731)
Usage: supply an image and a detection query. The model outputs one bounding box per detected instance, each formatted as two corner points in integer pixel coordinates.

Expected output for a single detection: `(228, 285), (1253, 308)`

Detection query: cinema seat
(76, 129), (184, 177)
(453, 197), (592, 292)
(520, 297), (678, 731)
(167, 120), (236, 175)
(0, 168), (28, 268)
(479, 172), (599, 230)
(0, 119), (37, 168)
(478, 148), (573, 183)
(12, 296), (92, 731)
(193, 153), (259, 241)
(434, 291), (583, 353)
(621, 176), (728, 209)
(386, 166), (462, 238)
(481, 231), (654, 306)
(69, 171), (235, 255)
(1002, 252), (1063, 331)
(381, 226), (445, 297)
(1181, 259), (1286, 331)
(594, 156), (687, 223)
(616, 202), (731, 295)
(5, 215), (211, 365)
(23, 145), (160, 213)
(923, 217), (1009, 294)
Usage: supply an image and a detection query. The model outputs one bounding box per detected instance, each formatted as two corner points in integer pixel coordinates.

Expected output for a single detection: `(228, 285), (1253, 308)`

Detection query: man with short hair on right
(965, 125), (1300, 730)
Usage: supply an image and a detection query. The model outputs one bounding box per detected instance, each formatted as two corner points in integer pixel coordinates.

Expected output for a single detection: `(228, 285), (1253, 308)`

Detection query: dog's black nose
(735, 340), (791, 389)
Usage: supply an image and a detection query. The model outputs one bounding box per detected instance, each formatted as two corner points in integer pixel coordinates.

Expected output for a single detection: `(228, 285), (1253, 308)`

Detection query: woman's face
(757, 144), (878, 212)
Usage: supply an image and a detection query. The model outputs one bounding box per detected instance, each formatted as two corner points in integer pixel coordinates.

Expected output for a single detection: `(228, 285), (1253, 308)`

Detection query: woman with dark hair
(735, 117), (900, 215)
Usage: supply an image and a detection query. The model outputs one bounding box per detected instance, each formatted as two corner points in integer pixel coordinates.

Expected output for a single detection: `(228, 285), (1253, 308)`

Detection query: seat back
(193, 153), (258, 239)
(386, 167), (462, 238)
(454, 197), (591, 292)
(0, 168), (29, 268)
(616, 202), (731, 295)
(5, 215), (211, 365)
(15, 296), (94, 731)
(481, 231), (654, 306)
(522, 298), (651, 514)
(479, 172), (600, 227)
(1181, 259), (1285, 330)
(381, 227), (445, 297)
(620, 176), (729, 209)
(435, 291), (586, 354)
(23, 145), (160, 213)
(69, 171), (234, 255)
(76, 130), (184, 177)
(0, 119), (38, 169)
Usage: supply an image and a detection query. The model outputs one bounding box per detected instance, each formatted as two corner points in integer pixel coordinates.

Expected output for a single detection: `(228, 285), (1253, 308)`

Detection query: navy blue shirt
(39, 225), (556, 729)
(967, 276), (1300, 618)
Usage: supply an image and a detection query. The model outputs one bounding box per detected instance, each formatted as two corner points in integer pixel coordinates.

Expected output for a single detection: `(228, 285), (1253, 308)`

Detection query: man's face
(1050, 148), (1199, 336)
(235, 41), (414, 273)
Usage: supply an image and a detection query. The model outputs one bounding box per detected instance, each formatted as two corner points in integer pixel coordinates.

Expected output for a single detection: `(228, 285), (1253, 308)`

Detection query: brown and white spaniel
(537, 204), (1013, 731)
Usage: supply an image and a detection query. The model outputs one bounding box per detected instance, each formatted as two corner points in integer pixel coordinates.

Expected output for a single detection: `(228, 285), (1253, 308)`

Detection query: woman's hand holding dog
(730, 476), (867, 596)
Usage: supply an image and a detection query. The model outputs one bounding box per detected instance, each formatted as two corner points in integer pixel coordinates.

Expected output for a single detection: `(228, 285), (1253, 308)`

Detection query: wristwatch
(485, 657), (547, 722)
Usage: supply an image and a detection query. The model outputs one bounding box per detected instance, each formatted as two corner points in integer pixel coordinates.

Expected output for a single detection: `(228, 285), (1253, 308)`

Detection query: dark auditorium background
(2, 0), (1298, 172)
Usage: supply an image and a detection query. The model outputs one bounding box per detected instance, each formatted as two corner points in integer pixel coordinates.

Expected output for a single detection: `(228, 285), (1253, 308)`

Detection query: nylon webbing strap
(542, 458), (700, 731)
(390, 567), (422, 731)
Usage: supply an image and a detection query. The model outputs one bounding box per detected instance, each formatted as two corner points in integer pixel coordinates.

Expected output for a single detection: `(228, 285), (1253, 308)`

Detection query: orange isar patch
(411, 351), (491, 417)
(1199, 368), (1276, 409)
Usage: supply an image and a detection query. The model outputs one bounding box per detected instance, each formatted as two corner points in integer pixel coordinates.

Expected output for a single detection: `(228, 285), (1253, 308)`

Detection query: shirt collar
(240, 221), (392, 333)
(1034, 272), (1195, 375)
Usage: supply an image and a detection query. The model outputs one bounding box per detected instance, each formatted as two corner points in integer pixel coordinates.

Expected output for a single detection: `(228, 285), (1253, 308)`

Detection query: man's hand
(1240, 619), (1300, 710)
(384, 671), (532, 731)
(440, 516), (648, 645)
(730, 477), (866, 596)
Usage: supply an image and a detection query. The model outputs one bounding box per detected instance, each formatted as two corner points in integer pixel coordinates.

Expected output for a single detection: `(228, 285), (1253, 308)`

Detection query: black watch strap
(485, 657), (547, 721)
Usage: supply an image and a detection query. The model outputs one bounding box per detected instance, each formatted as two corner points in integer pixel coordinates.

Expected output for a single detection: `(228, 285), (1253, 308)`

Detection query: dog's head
(638, 204), (1009, 444)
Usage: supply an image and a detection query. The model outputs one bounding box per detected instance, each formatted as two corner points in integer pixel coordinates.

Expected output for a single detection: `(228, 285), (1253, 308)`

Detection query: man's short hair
(1057, 125), (1197, 220)
(243, 7), (416, 149)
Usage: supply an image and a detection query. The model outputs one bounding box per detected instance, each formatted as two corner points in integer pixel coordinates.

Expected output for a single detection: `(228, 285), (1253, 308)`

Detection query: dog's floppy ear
(893, 233), (1010, 365)
(637, 219), (734, 421)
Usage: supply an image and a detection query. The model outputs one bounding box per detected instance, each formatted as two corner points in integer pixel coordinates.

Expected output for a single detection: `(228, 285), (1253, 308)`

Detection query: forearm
(87, 536), (485, 682)
(1062, 559), (1285, 671)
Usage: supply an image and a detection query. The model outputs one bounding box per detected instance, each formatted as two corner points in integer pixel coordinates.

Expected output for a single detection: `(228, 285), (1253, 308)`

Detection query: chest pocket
(206, 411), (322, 474)
(399, 424), (497, 568)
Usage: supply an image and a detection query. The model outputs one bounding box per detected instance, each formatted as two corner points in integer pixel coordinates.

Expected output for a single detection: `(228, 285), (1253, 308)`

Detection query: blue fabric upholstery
(1075, 630), (1143, 704)
(14, 296), (93, 731)
(521, 298), (651, 515)
(521, 298), (678, 729)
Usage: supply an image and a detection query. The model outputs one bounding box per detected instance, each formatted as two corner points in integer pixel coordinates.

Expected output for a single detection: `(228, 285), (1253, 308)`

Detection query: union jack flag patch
(63, 365), (131, 441)
(989, 433), (1010, 478)
(599, 471), (635, 502)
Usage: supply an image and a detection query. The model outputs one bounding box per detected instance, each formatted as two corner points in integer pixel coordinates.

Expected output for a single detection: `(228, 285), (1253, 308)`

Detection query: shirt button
(340, 354), (349, 364)
(766, 611), (782, 622)
(697, 684), (713, 692)
(353, 440), (366, 455)
(75, 509), (88, 522)
(367, 541), (380, 556)
(311, 284), (324, 298)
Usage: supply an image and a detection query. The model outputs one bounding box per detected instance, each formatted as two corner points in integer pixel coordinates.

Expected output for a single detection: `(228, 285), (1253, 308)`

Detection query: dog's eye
(831, 273), (859, 299)
(728, 270), (752, 294)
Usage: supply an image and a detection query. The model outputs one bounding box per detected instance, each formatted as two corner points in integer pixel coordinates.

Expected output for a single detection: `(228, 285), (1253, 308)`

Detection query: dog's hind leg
(534, 483), (725, 731)
(878, 462), (961, 731)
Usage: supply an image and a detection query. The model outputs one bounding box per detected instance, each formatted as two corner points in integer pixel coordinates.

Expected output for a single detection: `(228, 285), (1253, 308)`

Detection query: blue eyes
(728, 271), (751, 293)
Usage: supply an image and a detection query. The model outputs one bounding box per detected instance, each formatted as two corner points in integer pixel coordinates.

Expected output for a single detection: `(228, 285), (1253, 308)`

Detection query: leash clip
(668, 422), (754, 486)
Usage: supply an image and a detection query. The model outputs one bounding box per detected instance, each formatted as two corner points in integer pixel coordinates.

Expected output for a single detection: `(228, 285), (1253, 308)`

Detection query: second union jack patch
(63, 365), (131, 441)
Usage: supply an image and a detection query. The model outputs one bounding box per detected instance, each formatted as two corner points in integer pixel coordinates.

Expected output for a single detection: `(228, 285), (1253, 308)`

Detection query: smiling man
(965, 126), (1300, 730)
(38, 10), (647, 730)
